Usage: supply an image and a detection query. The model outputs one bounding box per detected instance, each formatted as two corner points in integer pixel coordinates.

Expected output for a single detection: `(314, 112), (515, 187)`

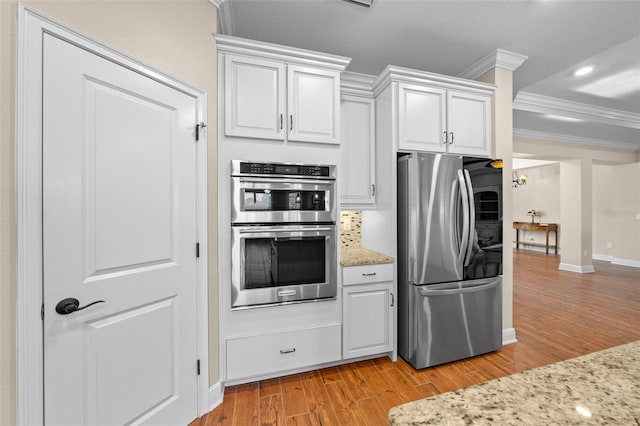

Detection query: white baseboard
(559, 263), (595, 273)
(502, 327), (517, 345)
(592, 253), (613, 262)
(209, 381), (224, 412)
(611, 257), (640, 268)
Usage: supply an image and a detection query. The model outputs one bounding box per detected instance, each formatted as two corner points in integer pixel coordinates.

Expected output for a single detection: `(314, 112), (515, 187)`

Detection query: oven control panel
(237, 161), (334, 179)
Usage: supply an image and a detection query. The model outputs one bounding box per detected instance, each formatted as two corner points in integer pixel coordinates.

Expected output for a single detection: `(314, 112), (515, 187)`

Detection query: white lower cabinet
(342, 263), (394, 359)
(226, 323), (341, 381)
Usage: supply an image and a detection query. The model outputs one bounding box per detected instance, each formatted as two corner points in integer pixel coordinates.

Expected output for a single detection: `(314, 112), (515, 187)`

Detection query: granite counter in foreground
(388, 340), (640, 425)
(340, 246), (394, 266)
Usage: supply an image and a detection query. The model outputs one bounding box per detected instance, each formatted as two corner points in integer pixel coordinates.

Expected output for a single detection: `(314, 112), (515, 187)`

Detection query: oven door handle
(237, 177), (334, 186)
(238, 227), (334, 234)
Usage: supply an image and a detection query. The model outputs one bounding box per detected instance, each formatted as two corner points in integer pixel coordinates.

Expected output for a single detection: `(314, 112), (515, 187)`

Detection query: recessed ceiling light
(574, 66), (594, 77)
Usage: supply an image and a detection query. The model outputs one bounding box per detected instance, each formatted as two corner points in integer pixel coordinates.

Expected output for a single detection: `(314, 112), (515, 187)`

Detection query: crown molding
(213, 34), (351, 71)
(209, 0), (223, 8)
(458, 49), (528, 80)
(513, 128), (639, 151)
(341, 71), (376, 97)
(373, 64), (495, 97)
(514, 91), (640, 130)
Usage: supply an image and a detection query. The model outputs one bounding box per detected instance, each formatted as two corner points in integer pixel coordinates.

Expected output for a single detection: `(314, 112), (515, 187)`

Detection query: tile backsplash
(340, 210), (362, 249)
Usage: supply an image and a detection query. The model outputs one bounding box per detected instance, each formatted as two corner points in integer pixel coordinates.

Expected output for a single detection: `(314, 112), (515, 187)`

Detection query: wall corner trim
(502, 328), (517, 345)
(209, 381), (224, 412)
(558, 263), (596, 273)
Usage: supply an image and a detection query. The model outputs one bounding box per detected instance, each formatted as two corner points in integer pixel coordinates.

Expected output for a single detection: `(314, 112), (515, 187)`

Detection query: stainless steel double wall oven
(231, 160), (337, 309)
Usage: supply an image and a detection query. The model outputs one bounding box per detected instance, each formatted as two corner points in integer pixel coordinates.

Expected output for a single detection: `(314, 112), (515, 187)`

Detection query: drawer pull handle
(280, 348), (296, 355)
(362, 272), (377, 277)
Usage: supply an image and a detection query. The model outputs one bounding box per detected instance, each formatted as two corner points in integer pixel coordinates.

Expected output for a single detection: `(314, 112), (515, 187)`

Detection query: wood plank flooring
(191, 250), (640, 425)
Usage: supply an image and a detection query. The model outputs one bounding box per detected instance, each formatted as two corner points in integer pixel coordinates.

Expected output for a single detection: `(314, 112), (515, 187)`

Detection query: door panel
(87, 79), (176, 275)
(85, 297), (177, 425)
(43, 33), (198, 426)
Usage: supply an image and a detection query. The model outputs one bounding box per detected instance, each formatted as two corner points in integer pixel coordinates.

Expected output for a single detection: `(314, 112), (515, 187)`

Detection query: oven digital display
(275, 165), (300, 175)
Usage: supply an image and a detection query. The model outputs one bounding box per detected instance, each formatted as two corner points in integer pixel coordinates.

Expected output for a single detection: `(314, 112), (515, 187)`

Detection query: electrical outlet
(343, 220), (352, 231)
(636, 213), (640, 220)
(584, 250), (588, 257)
(607, 242), (613, 249)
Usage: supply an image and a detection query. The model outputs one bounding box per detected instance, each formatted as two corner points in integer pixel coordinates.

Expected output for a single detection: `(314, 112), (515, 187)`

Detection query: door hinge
(196, 242), (200, 258)
(41, 304), (44, 321)
(195, 122), (207, 141)
(197, 359), (201, 376)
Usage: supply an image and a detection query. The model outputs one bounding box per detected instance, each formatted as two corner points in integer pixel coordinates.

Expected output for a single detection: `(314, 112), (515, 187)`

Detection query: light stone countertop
(388, 340), (640, 425)
(340, 246), (394, 266)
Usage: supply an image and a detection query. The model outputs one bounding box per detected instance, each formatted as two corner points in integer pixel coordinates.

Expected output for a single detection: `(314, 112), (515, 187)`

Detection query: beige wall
(593, 165), (614, 257)
(476, 67), (515, 332)
(611, 162), (640, 262)
(512, 163), (561, 247)
(0, 2), (220, 424)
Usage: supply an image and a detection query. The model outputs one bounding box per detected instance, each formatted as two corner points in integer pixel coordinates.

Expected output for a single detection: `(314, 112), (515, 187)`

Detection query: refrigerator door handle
(457, 170), (470, 267)
(419, 280), (500, 296)
(463, 169), (476, 267)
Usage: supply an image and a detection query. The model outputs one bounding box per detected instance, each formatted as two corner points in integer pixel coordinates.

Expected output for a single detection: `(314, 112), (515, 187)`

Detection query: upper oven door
(232, 176), (336, 224)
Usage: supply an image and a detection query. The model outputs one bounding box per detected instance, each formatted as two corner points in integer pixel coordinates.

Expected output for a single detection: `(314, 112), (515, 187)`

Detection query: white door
(43, 34), (199, 426)
(287, 65), (340, 144)
(397, 83), (447, 153)
(224, 54), (286, 140)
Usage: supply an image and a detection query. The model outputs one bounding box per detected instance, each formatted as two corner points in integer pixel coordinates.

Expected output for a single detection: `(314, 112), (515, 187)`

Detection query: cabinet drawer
(343, 263), (393, 286)
(226, 324), (341, 381)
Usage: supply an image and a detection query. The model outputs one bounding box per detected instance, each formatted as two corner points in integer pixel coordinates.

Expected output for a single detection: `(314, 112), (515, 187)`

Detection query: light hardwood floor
(191, 250), (640, 425)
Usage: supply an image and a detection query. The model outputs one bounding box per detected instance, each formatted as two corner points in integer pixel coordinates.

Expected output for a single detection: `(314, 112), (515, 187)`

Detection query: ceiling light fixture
(574, 66), (594, 77)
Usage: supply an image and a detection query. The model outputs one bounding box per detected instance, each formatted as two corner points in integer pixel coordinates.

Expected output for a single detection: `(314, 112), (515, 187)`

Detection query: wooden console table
(513, 222), (559, 254)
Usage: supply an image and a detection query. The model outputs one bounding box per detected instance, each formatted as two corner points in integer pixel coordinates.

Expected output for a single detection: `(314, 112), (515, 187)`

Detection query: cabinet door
(224, 54), (286, 140)
(287, 65), (340, 144)
(397, 83), (447, 152)
(343, 282), (393, 359)
(340, 95), (375, 206)
(447, 90), (491, 157)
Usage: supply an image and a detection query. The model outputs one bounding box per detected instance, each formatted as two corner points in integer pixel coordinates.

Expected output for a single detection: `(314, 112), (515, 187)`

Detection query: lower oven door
(231, 224), (337, 309)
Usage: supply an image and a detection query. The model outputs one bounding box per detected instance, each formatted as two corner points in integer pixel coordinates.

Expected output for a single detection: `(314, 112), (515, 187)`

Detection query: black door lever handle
(55, 298), (105, 315)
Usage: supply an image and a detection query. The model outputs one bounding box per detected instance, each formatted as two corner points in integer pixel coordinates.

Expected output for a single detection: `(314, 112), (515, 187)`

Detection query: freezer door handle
(463, 169), (476, 267)
(419, 280), (500, 296)
(457, 170), (470, 267)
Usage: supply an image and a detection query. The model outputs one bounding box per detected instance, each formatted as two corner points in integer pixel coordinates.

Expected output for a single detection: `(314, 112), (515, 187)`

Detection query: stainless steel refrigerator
(397, 152), (503, 369)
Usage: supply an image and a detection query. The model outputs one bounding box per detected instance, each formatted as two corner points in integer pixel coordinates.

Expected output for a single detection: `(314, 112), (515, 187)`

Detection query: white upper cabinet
(224, 55), (286, 140)
(288, 66), (340, 144)
(340, 94), (376, 206)
(377, 66), (495, 158)
(216, 35), (350, 145)
(446, 90), (491, 156)
(398, 83), (447, 153)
